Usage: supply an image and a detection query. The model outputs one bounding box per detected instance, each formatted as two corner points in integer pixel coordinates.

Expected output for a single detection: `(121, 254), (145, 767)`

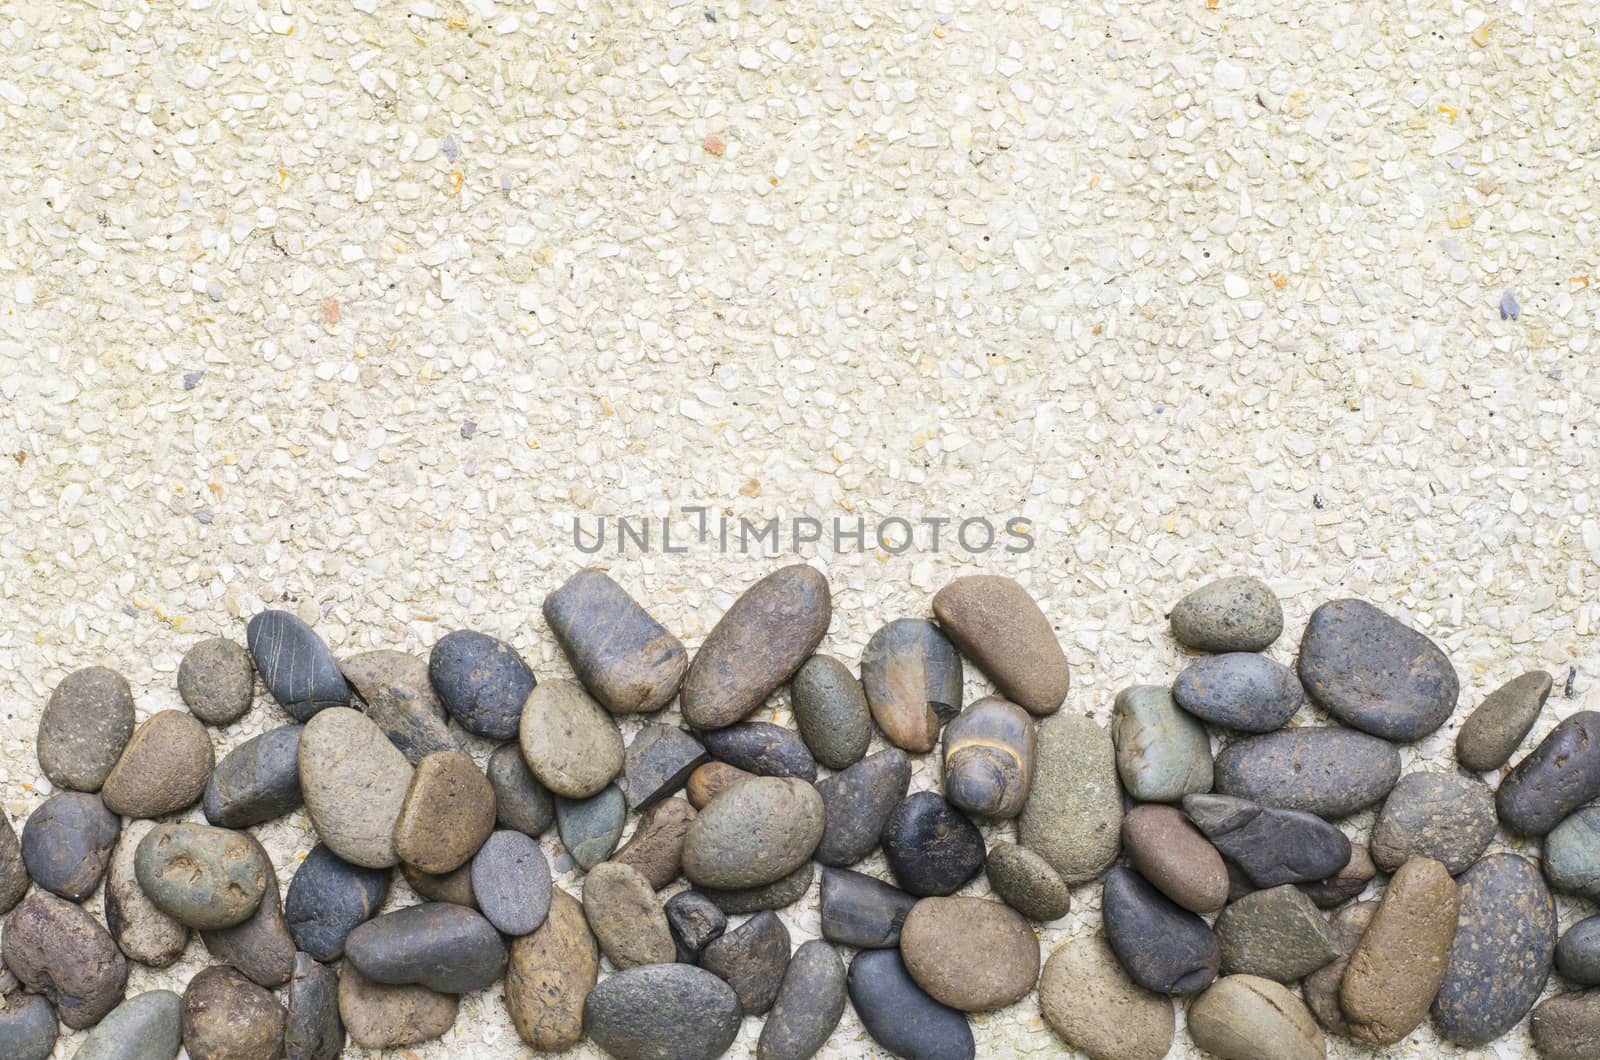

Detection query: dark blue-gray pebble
(882, 792), (985, 897)
(847, 948), (975, 1060)
(21, 791), (119, 901)
(487, 743), (555, 836)
(1183, 793), (1351, 888)
(555, 785), (626, 871)
(428, 629), (535, 740)
(819, 867), (918, 949)
(665, 890), (726, 962)
(1557, 917), (1600, 986)
(1214, 726), (1400, 819)
(0, 992), (56, 1060)
(701, 722), (817, 782)
(1172, 653), (1303, 733)
(1497, 711), (1600, 836)
(470, 830), (551, 936)
(815, 748), (911, 868)
(583, 964), (742, 1060)
(1101, 866), (1220, 996)
(284, 953), (344, 1060)
(285, 843), (390, 962)
(699, 909), (790, 1015)
(344, 902), (507, 994)
(203, 724), (304, 828)
(1297, 598), (1458, 742)
(246, 610), (350, 721)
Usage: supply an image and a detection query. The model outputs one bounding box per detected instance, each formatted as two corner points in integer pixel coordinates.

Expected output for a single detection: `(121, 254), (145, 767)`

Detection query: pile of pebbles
(1, 565), (1596, 1060)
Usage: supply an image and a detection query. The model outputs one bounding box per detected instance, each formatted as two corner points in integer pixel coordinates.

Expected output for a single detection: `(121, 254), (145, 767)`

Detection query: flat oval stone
(428, 628), (536, 740)
(790, 654), (872, 769)
(612, 797), (695, 890)
(702, 721), (817, 781)
(1020, 713), (1122, 884)
(202, 723), (304, 828)
(284, 954), (343, 1060)
(1122, 804), (1229, 914)
(0, 992), (55, 1060)
(759, 938), (846, 1060)
(985, 841), (1071, 922)
(1039, 935), (1173, 1060)
(932, 574), (1069, 716)
(1169, 576), (1284, 653)
(506, 888), (597, 1051)
(860, 618), (963, 752)
(942, 696), (1036, 819)
(1216, 885), (1339, 982)
(1298, 598), (1458, 741)
(819, 868), (917, 949)
(682, 776), (823, 889)
(1547, 806), (1600, 900)
(38, 665), (135, 792)
(555, 785), (627, 871)
(402, 862), (476, 909)
(285, 842), (390, 961)
(619, 725), (706, 812)
(73, 989), (182, 1060)
(847, 948), (975, 1060)
(101, 710), (214, 819)
(701, 861), (813, 915)
(339, 650), (458, 765)
(21, 791), (119, 901)
(2, 890), (128, 1029)
(543, 567), (687, 714)
(581, 861), (674, 968)
(1111, 685), (1212, 803)
(392, 749), (497, 875)
(1370, 771), (1495, 874)
(882, 791), (985, 897)
(1214, 726), (1400, 818)
(1101, 867), (1219, 996)
(815, 747), (910, 867)
(700, 909), (791, 1015)
(246, 610), (349, 721)
(1298, 843), (1376, 908)
(518, 678), (624, 799)
(488, 743), (555, 836)
(198, 830), (295, 988)
(105, 819), (188, 968)
(665, 890), (726, 961)
(1558, 916), (1600, 985)
(345, 902), (507, 994)
(1183, 793), (1350, 888)
(1303, 899), (1377, 1036)
(1497, 711), (1600, 835)
(471, 829), (551, 935)
(583, 964), (742, 1060)
(134, 822), (267, 930)
(681, 564), (831, 730)
(299, 706), (414, 869)
(0, 813), (25, 915)
(1188, 974), (1324, 1060)
(1173, 653), (1303, 733)
(1341, 857), (1458, 1045)
(1456, 670), (1552, 771)
(338, 964), (457, 1049)
(1531, 990), (1600, 1060)
(179, 637), (255, 726)
(181, 966), (285, 1060)
(686, 761), (753, 809)
(901, 897), (1039, 1011)
(1431, 851), (1556, 1044)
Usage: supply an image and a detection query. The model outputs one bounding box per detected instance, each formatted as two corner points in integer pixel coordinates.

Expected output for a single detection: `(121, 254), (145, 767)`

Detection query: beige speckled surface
(2, 0), (1598, 1056)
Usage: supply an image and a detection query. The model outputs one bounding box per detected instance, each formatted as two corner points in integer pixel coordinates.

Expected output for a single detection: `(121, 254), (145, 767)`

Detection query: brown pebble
(931, 575), (1069, 716)
(612, 798), (696, 891)
(1340, 857), (1458, 1045)
(899, 897), (1039, 1012)
(100, 710), (215, 819)
(582, 862), (675, 969)
(392, 750), (497, 875)
(505, 889), (598, 1052)
(181, 965), (285, 1060)
(1122, 804), (1228, 914)
(687, 762), (753, 809)
(1303, 900), (1377, 1036)
(338, 963), (458, 1050)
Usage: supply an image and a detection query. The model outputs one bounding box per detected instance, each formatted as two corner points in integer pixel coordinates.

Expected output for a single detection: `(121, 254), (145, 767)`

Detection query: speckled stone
(284, 954), (343, 1060)
(941, 696), (1036, 819)
(471, 829), (551, 936)
(181, 966), (285, 1060)
(505, 888), (597, 1051)
(428, 628), (537, 740)
(345, 902), (507, 994)
(1546, 806), (1600, 901)
(1370, 771), (1495, 875)
(198, 831), (295, 988)
(681, 564), (831, 730)
(582, 861), (675, 969)
(337, 964), (458, 1049)
(1531, 990), (1600, 1060)
(702, 721), (817, 782)
(246, 610), (350, 721)
(1341, 857), (1458, 1045)
(701, 861), (814, 915)
(860, 618), (964, 753)
(1214, 726), (1400, 819)
(487, 742), (555, 836)
(665, 891), (726, 961)
(1169, 576), (1284, 653)
(700, 910), (791, 1015)
(1183, 793), (1351, 888)
(1456, 670), (1553, 771)
(392, 749), (497, 875)
(1110, 684), (1212, 804)
(1188, 974), (1325, 1060)
(402, 862), (477, 909)
(2, 890), (128, 1029)
(134, 822), (268, 930)
(583, 964), (742, 1060)
(178, 637), (254, 726)
(1039, 935), (1174, 1060)
(339, 650), (458, 765)
(0, 813), (25, 916)
(686, 761), (753, 809)
(612, 797), (695, 890)
(1497, 711), (1600, 836)
(819, 868), (917, 949)
(555, 784), (627, 871)
(21, 791), (119, 901)
(985, 842), (1071, 922)
(1557, 917), (1600, 985)
(72, 989), (182, 1060)
(285, 843), (390, 962)
(100, 710), (214, 819)
(759, 939), (846, 1060)
(1297, 598), (1458, 742)
(618, 724), (706, 812)
(1431, 852), (1557, 1045)
(0, 991), (56, 1060)
(1101, 866), (1219, 996)
(901, 897), (1039, 1012)
(790, 654), (872, 770)
(298, 706), (414, 869)
(1172, 653), (1303, 733)
(847, 949), (975, 1060)
(882, 791), (985, 898)
(105, 819), (189, 968)
(519, 678), (625, 799)
(1303, 899), (1377, 1036)
(1019, 713), (1123, 884)
(202, 723), (304, 828)
(1122, 804), (1229, 915)
(38, 665), (135, 792)
(544, 567), (688, 714)
(682, 776), (823, 890)
(1298, 843), (1376, 908)
(932, 574), (1069, 716)
(814, 747), (910, 867)
(1216, 885), (1339, 982)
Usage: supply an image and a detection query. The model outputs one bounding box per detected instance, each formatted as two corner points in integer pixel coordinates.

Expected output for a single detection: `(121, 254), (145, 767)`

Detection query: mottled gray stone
(1297, 598), (1458, 742)
(345, 902), (507, 994)
(284, 955), (344, 1060)
(700, 910), (791, 1015)
(1100, 867), (1219, 997)
(1019, 713), (1122, 883)
(178, 637), (254, 726)
(759, 939), (846, 1060)
(199, 831), (295, 988)
(134, 823), (268, 931)
(73, 990), (183, 1060)
(555, 784), (627, 871)
(428, 629), (536, 740)
(618, 724), (706, 812)
(1183, 793), (1351, 888)
(1369, 771), (1495, 875)
(298, 707), (413, 869)
(702, 722), (817, 782)
(181, 966), (284, 1060)
(1214, 726), (1400, 819)
(1110, 684), (1212, 804)
(1456, 670), (1552, 771)
(0, 991), (56, 1060)
(2, 890), (128, 1029)
(847, 949), (975, 1060)
(21, 791), (119, 901)
(814, 748), (910, 868)
(471, 830), (552, 936)
(1169, 576), (1284, 652)
(583, 964), (742, 1060)
(790, 654), (872, 770)
(984, 842), (1071, 922)
(1546, 807), (1600, 901)
(487, 743), (555, 836)
(1172, 652), (1303, 733)
(682, 776), (823, 890)
(1558, 917), (1600, 986)
(38, 665), (135, 792)
(1216, 885), (1339, 982)
(1497, 711), (1600, 836)
(285, 843), (390, 962)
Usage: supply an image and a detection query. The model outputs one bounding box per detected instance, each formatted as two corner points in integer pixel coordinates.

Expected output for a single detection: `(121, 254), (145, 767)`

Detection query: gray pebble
(1183, 793), (1350, 888)
(701, 861), (814, 915)
(428, 629), (536, 740)
(104, 819), (189, 968)
(487, 743), (555, 837)
(665, 890), (726, 962)
(203, 723), (304, 828)
(1369, 771), (1495, 875)
(1101, 866), (1219, 996)
(1456, 670), (1552, 771)
(555, 784), (627, 871)
(682, 776), (823, 890)
(1172, 653), (1303, 733)
(72, 989), (182, 1060)
(1531, 989), (1600, 1060)
(583, 964), (741, 1060)
(471, 830), (552, 936)
(1019, 713), (1123, 884)
(1558, 917), (1600, 986)
(819, 867), (917, 949)
(178, 638), (254, 726)
(1169, 575), (1284, 652)
(758, 939), (846, 1060)
(1546, 807), (1600, 901)
(1497, 711), (1600, 836)
(814, 747), (910, 868)
(618, 724), (706, 813)
(1216, 885), (1340, 982)
(21, 791), (119, 901)
(1214, 726), (1400, 818)
(1297, 598), (1458, 742)
(198, 830), (295, 988)
(543, 567), (688, 715)
(984, 842), (1070, 922)
(134, 822), (269, 931)
(246, 609), (350, 721)
(284, 843), (390, 962)
(702, 721), (817, 782)
(38, 665), (135, 792)
(700, 910), (790, 1015)
(1110, 684), (1212, 804)
(0, 992), (55, 1060)
(790, 654), (872, 770)
(284, 954), (344, 1060)
(345, 902), (507, 994)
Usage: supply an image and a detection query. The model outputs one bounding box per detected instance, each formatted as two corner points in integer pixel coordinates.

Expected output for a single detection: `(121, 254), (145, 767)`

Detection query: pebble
(1558, 917), (1600, 985)
(21, 791), (119, 901)
(985, 841), (1071, 922)
(790, 654), (872, 769)
(681, 564), (831, 730)
(612, 797), (695, 890)
(619, 724), (707, 812)
(521, 683), (626, 804)
(1038, 935), (1174, 1060)
(1216, 885), (1339, 982)
(134, 822), (268, 930)
(38, 665), (135, 792)
(665, 890), (726, 961)
(1456, 670), (1553, 771)
(702, 861), (815, 914)
(1101, 866), (1220, 996)
(505, 888), (598, 1051)
(544, 567), (688, 714)
(1546, 806), (1600, 900)
(819, 868), (918, 948)
(682, 775), (823, 889)
(1110, 684), (1212, 803)
(1213, 726), (1400, 818)
(1341, 857), (1458, 1045)
(487, 742), (555, 836)
(177, 637), (254, 725)
(181, 966), (285, 1060)
(1183, 793), (1351, 887)
(298, 706), (414, 869)
(392, 749), (497, 875)
(345, 902), (507, 994)
(1169, 575), (1284, 652)
(583, 964), (742, 1060)
(901, 897), (1039, 1011)
(941, 696), (1036, 818)
(1172, 653), (1303, 733)
(246, 609), (350, 721)
(1432, 852), (1557, 1045)
(285, 843), (390, 961)
(0, 813), (24, 915)
(814, 747), (910, 867)
(703, 721), (817, 782)
(1, 891), (127, 1029)
(337, 964), (458, 1049)
(860, 618), (964, 752)
(339, 650), (458, 765)
(555, 784), (628, 871)
(1122, 804), (1229, 914)
(105, 819), (189, 968)
(402, 861), (477, 909)
(72, 989), (182, 1060)
(284, 954), (344, 1060)
(1187, 974), (1325, 1060)
(1019, 713), (1123, 884)
(1297, 598), (1458, 741)
(428, 629), (537, 739)
(100, 710), (214, 818)
(582, 861), (675, 968)
(202, 723), (304, 828)
(1531, 990), (1600, 1060)
(700, 910), (791, 1015)
(198, 830), (295, 988)
(1298, 843), (1376, 908)
(0, 991), (56, 1060)
(847, 948), (975, 1060)
(1303, 899), (1377, 1036)
(1370, 771), (1495, 874)
(759, 939), (846, 1060)
(686, 761), (753, 809)
(471, 829), (551, 935)
(882, 791), (986, 897)
(1497, 711), (1600, 835)
(932, 574), (1070, 716)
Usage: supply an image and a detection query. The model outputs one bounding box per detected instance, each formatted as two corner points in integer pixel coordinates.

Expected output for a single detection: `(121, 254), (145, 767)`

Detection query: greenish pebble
(1216, 885), (1340, 983)
(1169, 576), (1283, 653)
(1546, 807), (1600, 901)
(1019, 714), (1122, 884)
(1110, 685), (1212, 803)
(985, 842), (1070, 922)
(1455, 670), (1552, 772)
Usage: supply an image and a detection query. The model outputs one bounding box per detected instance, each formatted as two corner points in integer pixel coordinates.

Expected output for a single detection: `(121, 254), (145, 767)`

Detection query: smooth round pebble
(1122, 804), (1229, 914)
(860, 618), (963, 752)
(900, 897), (1039, 1011)
(932, 574), (1069, 716)
(344, 902), (507, 994)
(985, 842), (1071, 922)
(1039, 935), (1174, 1060)
(555, 785), (628, 871)
(337, 964), (458, 1050)
(298, 706), (413, 869)
(1557, 917), (1600, 986)
(758, 940), (846, 1060)
(1456, 670), (1553, 771)
(702, 721), (817, 782)
(134, 822), (268, 930)
(101, 710), (214, 819)
(543, 568), (688, 715)
(583, 964), (742, 1060)
(942, 696), (1036, 818)
(518, 678), (625, 799)
(1297, 598), (1458, 741)
(0, 991), (56, 1060)
(1110, 684), (1211, 804)
(391, 749), (497, 875)
(285, 843), (390, 962)
(1172, 653), (1302, 733)
(505, 889), (598, 1051)
(682, 776), (823, 890)
(847, 949), (975, 1060)
(790, 654), (872, 770)
(38, 665), (135, 793)
(1546, 807), (1600, 901)
(1, 891), (128, 1029)
(178, 637), (254, 725)
(1214, 726), (1400, 818)
(471, 830), (551, 936)
(1497, 711), (1600, 836)
(1188, 974), (1325, 1060)
(71, 989), (182, 1060)
(819, 868), (917, 949)
(487, 742), (556, 836)
(882, 791), (985, 897)
(1341, 857), (1458, 1045)
(21, 791), (119, 901)
(428, 628), (535, 740)
(1169, 576), (1284, 652)
(203, 723), (304, 828)
(1019, 713), (1122, 884)
(1216, 885), (1339, 982)
(1369, 771), (1495, 874)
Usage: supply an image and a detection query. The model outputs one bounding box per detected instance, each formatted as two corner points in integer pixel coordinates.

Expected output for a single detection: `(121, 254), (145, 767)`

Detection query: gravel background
(3, 0), (1598, 1056)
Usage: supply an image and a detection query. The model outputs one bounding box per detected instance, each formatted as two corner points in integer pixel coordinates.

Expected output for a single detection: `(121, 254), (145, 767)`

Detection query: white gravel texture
(2, 0), (1599, 1056)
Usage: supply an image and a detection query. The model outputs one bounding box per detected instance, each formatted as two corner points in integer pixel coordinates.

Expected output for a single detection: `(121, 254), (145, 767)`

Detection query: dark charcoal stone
(790, 654), (872, 770)
(702, 861), (814, 915)
(135, 823), (269, 931)
(665, 891), (726, 962)
(1, 890), (128, 1029)
(1183, 793), (1352, 888)
(881, 791), (985, 897)
(178, 636), (255, 726)
(583, 964), (742, 1060)
(246, 610), (350, 721)
(1369, 771), (1496, 875)
(1457, 670), (1553, 772)
(860, 618), (963, 753)
(619, 725), (707, 812)
(203, 723), (304, 828)
(1101, 866), (1220, 996)
(284, 954), (344, 1060)
(1558, 917), (1600, 986)
(340, 650), (459, 765)
(759, 939), (846, 1060)
(0, 811), (25, 915)
(199, 831), (296, 988)
(487, 743), (555, 836)
(1214, 726), (1400, 818)
(1497, 711), (1600, 836)
(181, 965), (285, 1060)
(543, 568), (688, 715)
(814, 748), (910, 867)
(847, 948), (975, 1060)
(1297, 598), (1458, 742)
(819, 868), (917, 949)
(470, 830), (552, 936)
(285, 843), (390, 962)
(37, 665), (136, 793)
(20, 791), (119, 901)
(555, 784), (627, 872)
(428, 629), (536, 740)
(71, 989), (183, 1060)
(1172, 653), (1303, 733)
(1169, 575), (1284, 653)
(699, 910), (791, 1015)
(345, 902), (507, 994)
(0, 991), (55, 1060)
(702, 722), (817, 782)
